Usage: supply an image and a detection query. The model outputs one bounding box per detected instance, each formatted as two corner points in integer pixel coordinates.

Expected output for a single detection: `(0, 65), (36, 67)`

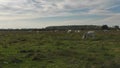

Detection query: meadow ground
(0, 30), (120, 68)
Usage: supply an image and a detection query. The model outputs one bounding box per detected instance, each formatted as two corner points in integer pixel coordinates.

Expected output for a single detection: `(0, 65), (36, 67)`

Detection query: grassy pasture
(0, 30), (120, 68)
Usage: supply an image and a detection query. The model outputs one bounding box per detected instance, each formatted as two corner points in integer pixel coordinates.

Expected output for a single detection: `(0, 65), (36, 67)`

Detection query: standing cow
(82, 31), (95, 39)
(67, 30), (72, 33)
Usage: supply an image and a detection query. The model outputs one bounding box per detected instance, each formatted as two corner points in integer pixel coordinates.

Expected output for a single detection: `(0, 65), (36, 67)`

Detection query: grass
(0, 30), (119, 68)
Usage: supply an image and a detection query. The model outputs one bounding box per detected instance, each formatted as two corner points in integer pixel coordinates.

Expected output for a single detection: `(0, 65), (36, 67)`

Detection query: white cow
(117, 29), (119, 31)
(82, 31), (95, 39)
(103, 30), (109, 32)
(67, 30), (72, 33)
(36, 31), (40, 33)
(75, 30), (81, 33)
(54, 30), (58, 32)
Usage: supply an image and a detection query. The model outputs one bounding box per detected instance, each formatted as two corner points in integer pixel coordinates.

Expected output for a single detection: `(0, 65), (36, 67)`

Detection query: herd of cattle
(32, 29), (119, 39)
(66, 30), (95, 39)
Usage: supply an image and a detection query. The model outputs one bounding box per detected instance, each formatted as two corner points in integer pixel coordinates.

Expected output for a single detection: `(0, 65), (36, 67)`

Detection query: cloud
(0, 0), (119, 28)
(0, 0), (117, 16)
(92, 15), (120, 26)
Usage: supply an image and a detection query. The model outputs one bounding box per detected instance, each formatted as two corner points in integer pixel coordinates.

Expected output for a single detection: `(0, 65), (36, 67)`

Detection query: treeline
(46, 25), (119, 30)
(46, 25), (101, 30)
(0, 25), (119, 31)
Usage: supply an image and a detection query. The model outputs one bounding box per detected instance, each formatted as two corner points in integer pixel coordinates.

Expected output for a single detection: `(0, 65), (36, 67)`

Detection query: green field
(0, 30), (120, 68)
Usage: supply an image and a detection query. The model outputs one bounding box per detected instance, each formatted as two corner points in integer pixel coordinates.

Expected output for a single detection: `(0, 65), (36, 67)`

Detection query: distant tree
(114, 25), (119, 30)
(101, 25), (109, 30)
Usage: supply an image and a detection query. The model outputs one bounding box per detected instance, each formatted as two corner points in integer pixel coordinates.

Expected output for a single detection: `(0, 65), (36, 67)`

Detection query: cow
(103, 30), (109, 32)
(82, 31), (95, 39)
(67, 30), (72, 33)
(75, 30), (81, 33)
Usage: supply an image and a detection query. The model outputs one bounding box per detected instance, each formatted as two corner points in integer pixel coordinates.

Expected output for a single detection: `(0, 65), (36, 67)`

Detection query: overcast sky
(0, 0), (120, 28)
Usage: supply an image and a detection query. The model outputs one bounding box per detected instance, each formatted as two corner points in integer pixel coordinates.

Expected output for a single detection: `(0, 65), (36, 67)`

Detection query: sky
(0, 0), (120, 29)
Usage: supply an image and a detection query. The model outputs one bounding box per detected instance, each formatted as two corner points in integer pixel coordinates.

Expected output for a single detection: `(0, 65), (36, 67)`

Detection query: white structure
(82, 31), (95, 39)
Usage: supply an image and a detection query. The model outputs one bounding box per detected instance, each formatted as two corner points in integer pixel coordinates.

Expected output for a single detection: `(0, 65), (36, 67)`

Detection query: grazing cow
(54, 30), (58, 32)
(28, 30), (32, 32)
(117, 29), (119, 31)
(67, 30), (72, 33)
(75, 30), (81, 33)
(82, 31), (95, 39)
(103, 30), (109, 32)
(36, 31), (40, 33)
